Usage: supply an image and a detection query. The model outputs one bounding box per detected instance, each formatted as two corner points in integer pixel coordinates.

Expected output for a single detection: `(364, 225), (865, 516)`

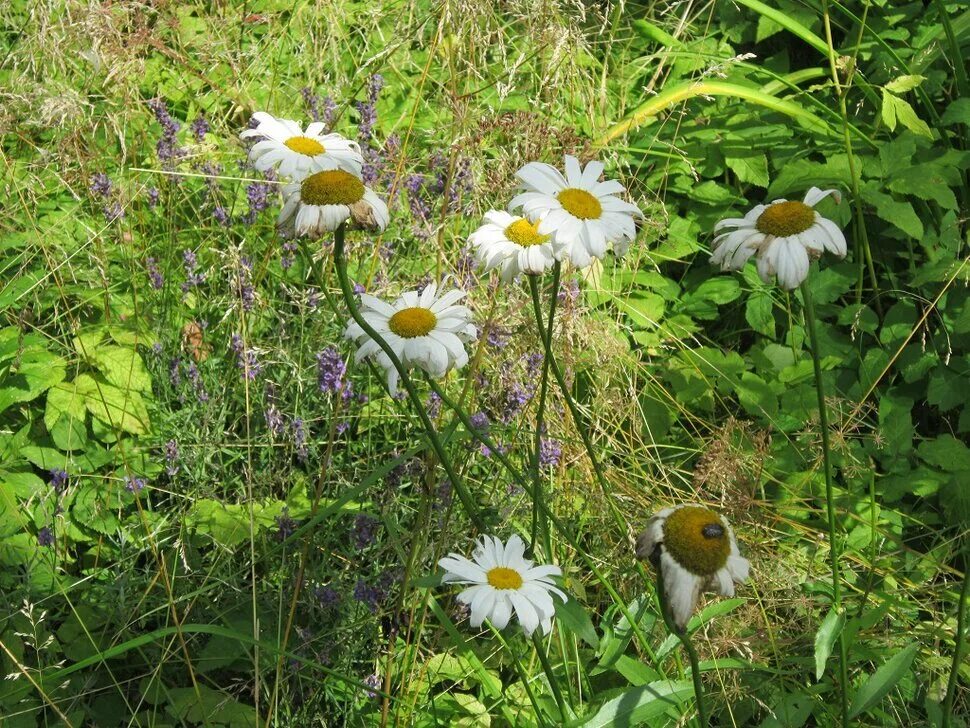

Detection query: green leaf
(848, 643), (919, 718)
(573, 680), (693, 727)
(882, 93), (933, 138)
(44, 383), (88, 451)
(814, 609), (845, 680)
(735, 372), (778, 419)
(74, 374), (150, 435)
(556, 593), (599, 649)
(940, 98), (970, 127)
(863, 187), (923, 239)
(745, 291), (775, 337)
(92, 346), (152, 394)
(918, 435), (970, 472)
(725, 153), (769, 187)
(631, 19), (682, 47)
(884, 75), (926, 93)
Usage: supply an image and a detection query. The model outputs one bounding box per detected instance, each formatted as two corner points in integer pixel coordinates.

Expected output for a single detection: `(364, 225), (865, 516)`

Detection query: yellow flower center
(557, 188), (602, 220)
(300, 170), (365, 207)
(284, 136), (326, 156)
(504, 218), (550, 247)
(662, 506), (730, 576)
(755, 200), (815, 237)
(388, 307), (437, 338)
(486, 566), (523, 590)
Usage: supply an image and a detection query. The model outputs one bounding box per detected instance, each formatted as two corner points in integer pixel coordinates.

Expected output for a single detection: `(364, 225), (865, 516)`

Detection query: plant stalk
(801, 279), (850, 726)
(655, 569), (707, 727)
(942, 547), (969, 728)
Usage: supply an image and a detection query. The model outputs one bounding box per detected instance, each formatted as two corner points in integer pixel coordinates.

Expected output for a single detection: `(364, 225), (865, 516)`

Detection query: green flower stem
(490, 627), (550, 728)
(801, 279), (850, 726)
(532, 632), (569, 720)
(423, 377), (664, 671)
(655, 570), (708, 727)
(331, 224), (487, 532)
(528, 268), (560, 559)
(942, 547), (969, 728)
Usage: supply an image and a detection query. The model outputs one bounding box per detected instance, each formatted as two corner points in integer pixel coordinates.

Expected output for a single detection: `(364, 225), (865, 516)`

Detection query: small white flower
(710, 187), (847, 290)
(509, 155), (642, 268)
(439, 534), (566, 637)
(635, 504), (749, 630)
(278, 169), (389, 237)
(344, 282), (477, 396)
(240, 112), (363, 178)
(469, 210), (557, 282)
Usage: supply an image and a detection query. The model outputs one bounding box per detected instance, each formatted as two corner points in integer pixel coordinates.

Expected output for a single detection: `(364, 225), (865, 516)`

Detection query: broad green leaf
(883, 93), (933, 138)
(74, 374), (150, 435)
(735, 372), (778, 419)
(44, 382), (88, 451)
(814, 608), (845, 680)
(745, 291), (775, 337)
(863, 187), (923, 239)
(848, 643), (919, 718)
(940, 97), (970, 127)
(884, 75), (926, 93)
(725, 153), (769, 187)
(918, 435), (970, 472)
(92, 345), (152, 393)
(573, 680), (693, 727)
(556, 593), (599, 649)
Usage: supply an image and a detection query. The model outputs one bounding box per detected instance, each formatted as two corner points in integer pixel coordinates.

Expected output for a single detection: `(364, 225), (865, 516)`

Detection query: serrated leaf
(848, 643), (918, 718)
(44, 383), (88, 451)
(863, 188), (923, 239)
(725, 153), (769, 187)
(884, 94), (932, 138)
(74, 374), (150, 435)
(940, 97), (970, 127)
(745, 291), (776, 337)
(92, 346), (152, 394)
(814, 609), (845, 680)
(884, 75), (926, 93)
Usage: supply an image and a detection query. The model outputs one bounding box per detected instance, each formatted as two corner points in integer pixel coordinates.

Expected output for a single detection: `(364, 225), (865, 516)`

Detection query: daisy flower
(635, 504), (749, 630)
(240, 112), (363, 178)
(710, 187), (847, 290)
(509, 155), (642, 268)
(439, 534), (566, 637)
(469, 210), (557, 281)
(344, 282), (477, 396)
(278, 170), (389, 237)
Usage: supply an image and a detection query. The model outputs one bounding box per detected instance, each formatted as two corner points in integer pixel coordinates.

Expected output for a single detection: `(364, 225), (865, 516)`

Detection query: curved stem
(332, 225), (486, 532)
(532, 632), (569, 719)
(655, 570), (707, 727)
(801, 279), (850, 726)
(942, 548), (969, 728)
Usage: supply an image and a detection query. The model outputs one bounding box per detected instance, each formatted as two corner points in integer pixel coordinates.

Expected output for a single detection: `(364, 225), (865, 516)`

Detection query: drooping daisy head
(469, 210), (557, 282)
(509, 155), (642, 268)
(710, 187), (847, 290)
(438, 534), (567, 637)
(344, 282), (477, 396)
(278, 170), (389, 238)
(635, 504), (749, 631)
(240, 112), (364, 178)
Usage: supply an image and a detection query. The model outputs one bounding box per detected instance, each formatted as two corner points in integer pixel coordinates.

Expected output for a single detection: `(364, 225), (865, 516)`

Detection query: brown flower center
(755, 200), (815, 237)
(557, 188), (602, 220)
(388, 307), (437, 338)
(486, 566), (523, 590)
(662, 506), (731, 575)
(504, 218), (550, 247)
(300, 170), (365, 207)
(284, 136), (326, 155)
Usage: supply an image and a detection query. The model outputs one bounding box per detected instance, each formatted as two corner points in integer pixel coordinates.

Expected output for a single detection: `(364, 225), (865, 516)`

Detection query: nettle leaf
(918, 435), (970, 472)
(725, 153), (769, 187)
(927, 367), (963, 411)
(745, 291), (776, 337)
(92, 346), (152, 394)
(940, 97), (970, 127)
(862, 186), (923, 239)
(44, 383), (88, 451)
(734, 372), (778, 419)
(680, 278), (742, 319)
(888, 167), (958, 210)
(73, 374), (151, 435)
(878, 395), (914, 456)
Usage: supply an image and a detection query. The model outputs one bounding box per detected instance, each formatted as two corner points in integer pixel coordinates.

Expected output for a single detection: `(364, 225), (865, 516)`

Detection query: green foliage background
(0, 0), (968, 725)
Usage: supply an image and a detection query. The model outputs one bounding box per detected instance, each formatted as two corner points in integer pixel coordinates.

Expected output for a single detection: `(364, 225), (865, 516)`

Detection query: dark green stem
(655, 570), (707, 727)
(332, 225), (486, 532)
(942, 548), (969, 728)
(532, 632), (569, 720)
(528, 268), (560, 558)
(801, 279), (850, 726)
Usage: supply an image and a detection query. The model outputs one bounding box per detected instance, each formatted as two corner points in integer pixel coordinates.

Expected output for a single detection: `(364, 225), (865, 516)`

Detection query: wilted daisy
(344, 282), (476, 396)
(635, 504), (749, 630)
(439, 535), (566, 637)
(240, 112), (363, 178)
(469, 210), (557, 281)
(710, 187), (846, 290)
(278, 170), (389, 237)
(509, 155), (642, 268)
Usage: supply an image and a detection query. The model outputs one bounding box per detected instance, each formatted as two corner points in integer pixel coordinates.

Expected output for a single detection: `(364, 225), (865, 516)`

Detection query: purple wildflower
(363, 673), (381, 699)
(165, 440), (179, 476)
(469, 412), (489, 431)
(237, 258), (255, 311)
(353, 579), (383, 613)
(316, 347), (346, 394)
(37, 527), (54, 547)
(558, 278), (580, 303)
(90, 173), (112, 197)
(147, 98), (185, 165)
(186, 362), (209, 402)
(265, 404), (286, 437)
(231, 334), (260, 380)
(147, 187), (160, 208)
(49, 469), (68, 492)
(146, 257), (164, 289)
(181, 249), (206, 292)
(212, 205), (230, 226)
(280, 240), (297, 270)
(426, 390), (441, 418)
(275, 509), (298, 541)
(485, 324), (510, 349)
(351, 514), (379, 549)
(103, 202), (124, 222)
(314, 585), (341, 610)
(124, 476), (147, 493)
(539, 438), (562, 467)
(190, 115), (209, 141)
(292, 418), (307, 463)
